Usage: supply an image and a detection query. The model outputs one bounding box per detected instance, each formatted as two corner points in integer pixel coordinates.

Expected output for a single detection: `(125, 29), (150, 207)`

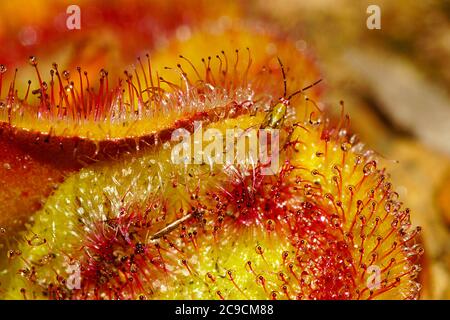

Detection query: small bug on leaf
(261, 57), (322, 129)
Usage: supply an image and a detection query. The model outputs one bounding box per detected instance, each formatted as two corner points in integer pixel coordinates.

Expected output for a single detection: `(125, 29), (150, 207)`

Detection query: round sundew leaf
(1, 114), (269, 299)
(0, 25), (322, 231)
(1, 104), (422, 299)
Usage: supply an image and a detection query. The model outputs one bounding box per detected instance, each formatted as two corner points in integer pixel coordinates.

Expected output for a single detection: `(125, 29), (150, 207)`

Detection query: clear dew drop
(62, 70), (70, 80)
(29, 56), (37, 66)
(338, 128), (347, 138)
(300, 271), (311, 285)
(28, 234), (46, 246)
(331, 215), (341, 228)
(0, 64), (6, 74)
(7, 249), (21, 259)
(363, 161), (377, 176)
(341, 142), (351, 152)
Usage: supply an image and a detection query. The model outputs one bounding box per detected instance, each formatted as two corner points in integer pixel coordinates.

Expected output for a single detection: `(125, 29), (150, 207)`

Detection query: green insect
(261, 57), (322, 129)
